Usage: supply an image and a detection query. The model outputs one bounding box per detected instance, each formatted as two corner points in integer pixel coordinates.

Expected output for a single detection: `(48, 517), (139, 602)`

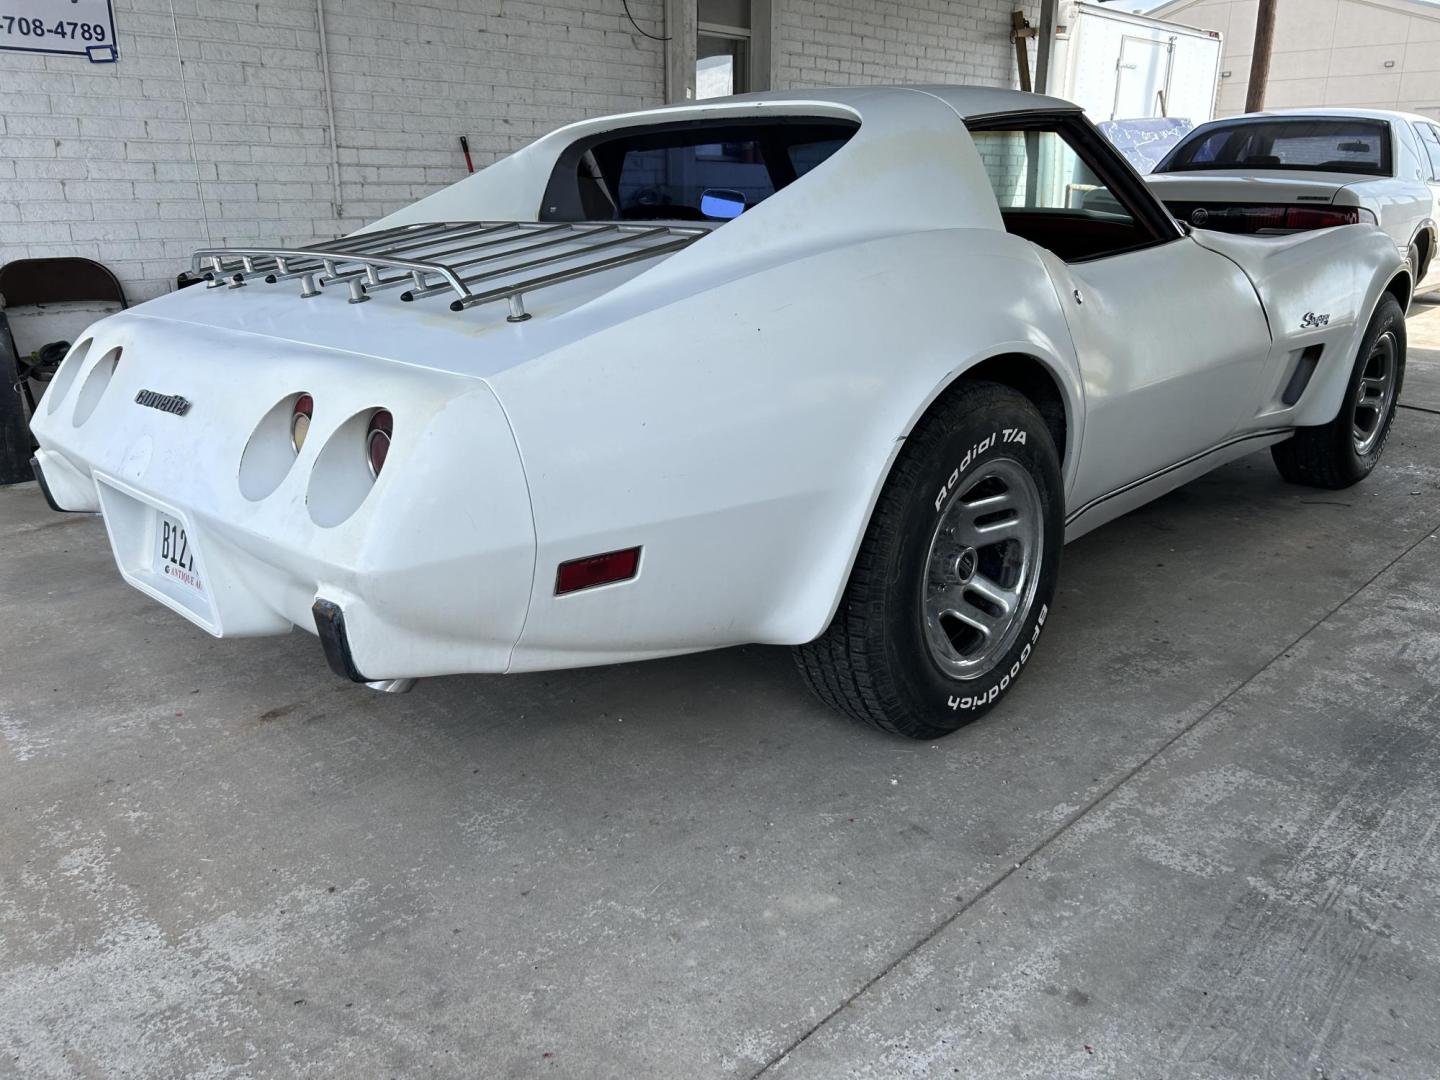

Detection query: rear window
(1157, 118), (1392, 177)
(540, 118), (859, 223)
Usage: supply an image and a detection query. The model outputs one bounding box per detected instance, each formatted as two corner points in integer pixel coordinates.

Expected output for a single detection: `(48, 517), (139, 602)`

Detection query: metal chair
(0, 257), (128, 484)
(1, 257), (128, 413)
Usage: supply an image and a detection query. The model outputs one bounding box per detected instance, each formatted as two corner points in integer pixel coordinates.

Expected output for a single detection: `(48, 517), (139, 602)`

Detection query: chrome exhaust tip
(364, 678), (417, 694)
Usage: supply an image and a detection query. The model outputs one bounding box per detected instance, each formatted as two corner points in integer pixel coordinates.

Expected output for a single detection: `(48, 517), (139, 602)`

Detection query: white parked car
(29, 87), (1413, 738)
(1147, 108), (1440, 282)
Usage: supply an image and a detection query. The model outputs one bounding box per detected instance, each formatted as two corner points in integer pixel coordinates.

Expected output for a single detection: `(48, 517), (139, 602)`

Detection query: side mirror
(699, 188), (746, 220)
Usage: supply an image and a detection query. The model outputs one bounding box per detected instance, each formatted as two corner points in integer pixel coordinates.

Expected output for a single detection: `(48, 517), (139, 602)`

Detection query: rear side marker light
(366, 409), (392, 477)
(291, 393), (313, 452)
(555, 547), (641, 595)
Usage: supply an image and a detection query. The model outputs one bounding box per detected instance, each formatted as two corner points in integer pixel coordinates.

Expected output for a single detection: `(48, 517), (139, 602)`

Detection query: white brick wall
(775, 0), (1024, 89)
(0, 0), (1024, 303)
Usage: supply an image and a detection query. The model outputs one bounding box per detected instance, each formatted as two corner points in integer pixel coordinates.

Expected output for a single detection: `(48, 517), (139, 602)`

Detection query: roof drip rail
(192, 220), (709, 317)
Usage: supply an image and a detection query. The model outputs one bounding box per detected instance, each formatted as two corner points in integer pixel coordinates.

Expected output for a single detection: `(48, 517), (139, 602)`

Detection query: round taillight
(366, 409), (392, 477)
(290, 394), (313, 453)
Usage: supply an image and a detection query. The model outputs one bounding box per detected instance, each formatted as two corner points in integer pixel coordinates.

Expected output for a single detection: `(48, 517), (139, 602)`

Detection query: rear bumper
(313, 598), (366, 681)
(29, 314), (537, 680)
(31, 448), (99, 513)
(31, 456), (64, 513)
(39, 452), (534, 679)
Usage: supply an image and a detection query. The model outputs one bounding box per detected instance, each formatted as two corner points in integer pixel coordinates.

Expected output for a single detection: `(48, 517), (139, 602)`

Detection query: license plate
(155, 515), (206, 599)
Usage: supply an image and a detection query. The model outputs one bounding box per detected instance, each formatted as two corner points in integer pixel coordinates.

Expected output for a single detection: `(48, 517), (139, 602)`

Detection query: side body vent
(1281, 344), (1324, 407)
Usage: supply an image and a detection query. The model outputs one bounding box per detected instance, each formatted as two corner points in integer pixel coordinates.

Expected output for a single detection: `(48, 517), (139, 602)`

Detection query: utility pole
(1245, 0), (1278, 112)
(1011, 10), (1035, 93)
(663, 0), (696, 103)
(1034, 0), (1058, 95)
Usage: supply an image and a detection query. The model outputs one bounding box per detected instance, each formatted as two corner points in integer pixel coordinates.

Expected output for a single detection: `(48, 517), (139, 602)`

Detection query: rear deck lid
(1146, 171), (1349, 206)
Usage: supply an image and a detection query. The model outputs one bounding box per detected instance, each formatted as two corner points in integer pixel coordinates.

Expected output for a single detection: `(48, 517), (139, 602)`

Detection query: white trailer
(1048, 1), (1223, 125)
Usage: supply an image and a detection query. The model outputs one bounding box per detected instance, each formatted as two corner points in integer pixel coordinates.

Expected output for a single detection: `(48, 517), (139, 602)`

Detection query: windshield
(1156, 118), (1392, 177)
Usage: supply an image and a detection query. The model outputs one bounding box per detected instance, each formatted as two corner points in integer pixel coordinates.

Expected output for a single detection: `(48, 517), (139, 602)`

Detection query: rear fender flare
(1292, 263), (1411, 429)
(807, 343), (1083, 639)
(1408, 219), (1436, 272)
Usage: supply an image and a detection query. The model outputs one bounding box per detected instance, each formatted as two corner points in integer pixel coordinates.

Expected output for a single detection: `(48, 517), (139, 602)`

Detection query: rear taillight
(291, 394), (313, 452)
(1188, 204), (1367, 232)
(366, 410), (392, 477)
(1284, 206), (1363, 229)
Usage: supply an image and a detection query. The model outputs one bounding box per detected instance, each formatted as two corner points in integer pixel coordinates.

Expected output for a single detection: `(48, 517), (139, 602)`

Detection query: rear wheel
(1271, 292), (1405, 489)
(794, 381), (1063, 739)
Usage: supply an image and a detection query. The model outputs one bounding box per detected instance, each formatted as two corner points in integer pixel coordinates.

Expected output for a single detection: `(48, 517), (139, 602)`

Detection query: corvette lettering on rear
(134, 390), (192, 416)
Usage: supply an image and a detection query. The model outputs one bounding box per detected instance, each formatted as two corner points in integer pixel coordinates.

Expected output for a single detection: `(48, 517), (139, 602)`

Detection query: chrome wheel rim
(1353, 330), (1397, 456)
(921, 457), (1043, 679)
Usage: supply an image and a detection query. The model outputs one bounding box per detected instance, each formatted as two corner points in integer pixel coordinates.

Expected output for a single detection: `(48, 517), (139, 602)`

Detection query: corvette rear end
(25, 91), (890, 686)
(31, 308), (536, 683)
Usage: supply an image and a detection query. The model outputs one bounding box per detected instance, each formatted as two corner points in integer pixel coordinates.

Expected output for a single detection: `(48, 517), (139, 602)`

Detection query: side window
(967, 124), (1168, 263)
(1417, 123), (1440, 182)
(971, 129), (1135, 220)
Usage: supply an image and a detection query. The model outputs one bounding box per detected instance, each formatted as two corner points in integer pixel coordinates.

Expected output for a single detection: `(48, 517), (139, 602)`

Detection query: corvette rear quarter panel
(495, 228), (1083, 670)
(1192, 226), (1407, 430)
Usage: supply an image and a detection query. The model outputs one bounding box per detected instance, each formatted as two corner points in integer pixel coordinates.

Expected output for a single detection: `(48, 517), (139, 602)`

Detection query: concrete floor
(4, 301), (1440, 1080)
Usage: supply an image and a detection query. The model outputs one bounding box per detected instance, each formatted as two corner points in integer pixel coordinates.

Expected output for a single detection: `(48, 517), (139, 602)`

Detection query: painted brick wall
(774, 0), (1025, 89)
(0, 0), (1023, 303)
(0, 0), (666, 302)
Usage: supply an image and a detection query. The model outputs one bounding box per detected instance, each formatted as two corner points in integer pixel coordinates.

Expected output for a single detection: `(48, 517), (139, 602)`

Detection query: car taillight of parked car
(1284, 206), (1369, 229)
(1184, 204), (1373, 233)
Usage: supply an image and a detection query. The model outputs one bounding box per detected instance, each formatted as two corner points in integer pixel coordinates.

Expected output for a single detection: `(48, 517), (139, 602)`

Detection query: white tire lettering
(936, 430), (1025, 514)
(933, 427), (1045, 712)
(940, 597), (1050, 711)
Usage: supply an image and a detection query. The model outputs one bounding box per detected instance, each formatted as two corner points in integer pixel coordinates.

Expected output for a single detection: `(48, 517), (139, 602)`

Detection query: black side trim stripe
(1065, 428), (1292, 527)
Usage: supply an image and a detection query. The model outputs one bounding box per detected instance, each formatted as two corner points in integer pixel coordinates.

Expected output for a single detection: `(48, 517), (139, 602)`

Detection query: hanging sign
(1, 1), (117, 62)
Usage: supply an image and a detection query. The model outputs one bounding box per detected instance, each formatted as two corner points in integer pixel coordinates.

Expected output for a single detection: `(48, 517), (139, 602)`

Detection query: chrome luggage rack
(192, 220), (709, 321)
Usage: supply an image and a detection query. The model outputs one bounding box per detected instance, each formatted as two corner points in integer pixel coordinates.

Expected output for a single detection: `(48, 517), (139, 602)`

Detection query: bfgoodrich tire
(1271, 292), (1406, 489)
(795, 381), (1063, 739)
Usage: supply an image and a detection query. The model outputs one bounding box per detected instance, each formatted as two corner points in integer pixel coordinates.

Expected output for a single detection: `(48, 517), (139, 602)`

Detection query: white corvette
(29, 87), (1412, 738)
(1147, 108), (1440, 282)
